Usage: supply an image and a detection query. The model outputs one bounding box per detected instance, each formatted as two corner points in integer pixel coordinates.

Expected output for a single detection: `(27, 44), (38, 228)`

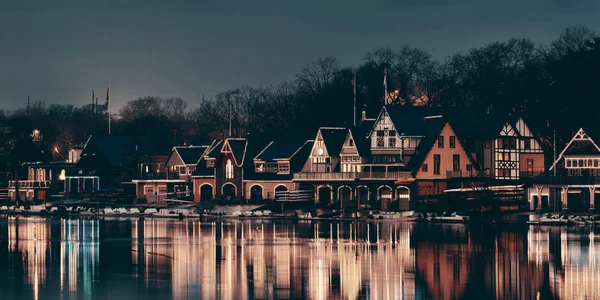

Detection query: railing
(529, 175), (600, 185)
(357, 171), (413, 180)
(8, 180), (51, 189)
(520, 171), (546, 178)
(293, 171), (413, 181)
(293, 172), (357, 180)
(446, 170), (492, 178)
(133, 172), (181, 180)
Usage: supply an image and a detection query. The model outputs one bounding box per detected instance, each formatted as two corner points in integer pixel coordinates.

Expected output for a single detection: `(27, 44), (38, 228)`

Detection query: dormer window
(255, 162), (265, 172)
(278, 162), (290, 173)
(206, 160), (215, 168)
(265, 162), (278, 173)
(179, 166), (187, 175)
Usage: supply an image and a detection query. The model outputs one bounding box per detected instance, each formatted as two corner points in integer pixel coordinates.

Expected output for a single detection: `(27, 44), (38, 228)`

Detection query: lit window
(256, 163), (264, 172)
(226, 159), (234, 179)
(59, 170), (66, 181)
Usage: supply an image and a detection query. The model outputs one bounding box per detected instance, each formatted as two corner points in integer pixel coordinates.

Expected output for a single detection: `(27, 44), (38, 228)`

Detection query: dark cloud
(0, 0), (599, 110)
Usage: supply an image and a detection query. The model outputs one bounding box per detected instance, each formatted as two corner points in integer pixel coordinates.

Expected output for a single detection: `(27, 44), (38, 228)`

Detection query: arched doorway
(275, 185), (288, 200)
(200, 184), (213, 202)
(250, 185), (263, 202)
(357, 186), (369, 209)
(222, 183), (237, 200)
(378, 186), (393, 211)
(396, 186), (410, 211)
(317, 185), (332, 205)
(338, 186), (352, 209)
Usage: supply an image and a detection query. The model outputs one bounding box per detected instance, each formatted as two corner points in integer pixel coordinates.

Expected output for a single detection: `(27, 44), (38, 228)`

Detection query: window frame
(433, 154), (441, 175)
(452, 154), (460, 172)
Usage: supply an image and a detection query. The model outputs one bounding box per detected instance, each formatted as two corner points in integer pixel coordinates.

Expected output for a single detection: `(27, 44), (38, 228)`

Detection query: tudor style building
(292, 106), (548, 211)
(529, 128), (600, 212)
(448, 111), (546, 180)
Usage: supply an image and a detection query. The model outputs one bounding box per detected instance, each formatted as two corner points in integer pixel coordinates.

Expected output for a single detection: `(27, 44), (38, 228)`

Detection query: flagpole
(353, 70), (357, 127)
(383, 67), (388, 106)
(228, 99), (232, 137)
(107, 84), (111, 135)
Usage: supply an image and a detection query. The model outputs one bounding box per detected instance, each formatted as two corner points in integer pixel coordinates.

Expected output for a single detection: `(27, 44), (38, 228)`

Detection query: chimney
(361, 110), (367, 121)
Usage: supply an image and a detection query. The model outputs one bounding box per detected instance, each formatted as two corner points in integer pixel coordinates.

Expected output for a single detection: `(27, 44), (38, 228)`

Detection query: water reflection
(3, 217), (600, 299)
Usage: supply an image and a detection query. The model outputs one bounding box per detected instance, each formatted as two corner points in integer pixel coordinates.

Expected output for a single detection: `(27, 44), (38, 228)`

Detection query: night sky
(1, 0), (599, 110)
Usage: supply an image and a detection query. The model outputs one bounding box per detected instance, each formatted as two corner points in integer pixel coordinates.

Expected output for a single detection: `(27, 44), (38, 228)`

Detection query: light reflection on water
(1, 217), (600, 299)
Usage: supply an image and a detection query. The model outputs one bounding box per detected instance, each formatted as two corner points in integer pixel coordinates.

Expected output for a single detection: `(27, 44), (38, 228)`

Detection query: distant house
(131, 145), (209, 202)
(529, 128), (600, 212)
(8, 143), (85, 202)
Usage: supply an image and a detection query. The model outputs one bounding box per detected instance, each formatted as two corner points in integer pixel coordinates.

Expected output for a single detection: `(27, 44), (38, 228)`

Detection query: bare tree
(297, 57), (341, 96)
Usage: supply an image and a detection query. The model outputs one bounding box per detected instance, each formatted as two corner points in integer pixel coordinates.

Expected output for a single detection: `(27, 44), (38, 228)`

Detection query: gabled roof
(404, 119), (479, 174)
(204, 140), (223, 159)
(254, 138), (311, 161)
(350, 123), (373, 158)
(550, 128), (600, 170)
(372, 106), (442, 137)
(244, 140), (314, 181)
(319, 127), (348, 157)
(192, 156), (214, 177)
(404, 117), (447, 173)
(174, 146), (209, 165)
(78, 135), (145, 168)
(444, 108), (521, 140)
(226, 139), (248, 166)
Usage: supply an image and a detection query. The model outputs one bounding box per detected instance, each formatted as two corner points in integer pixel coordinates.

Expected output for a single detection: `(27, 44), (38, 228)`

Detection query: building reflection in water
(5, 217), (600, 299)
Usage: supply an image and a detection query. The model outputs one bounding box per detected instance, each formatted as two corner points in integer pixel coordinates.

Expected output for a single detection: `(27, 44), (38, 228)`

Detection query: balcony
(357, 171), (413, 180)
(293, 171), (413, 181)
(133, 172), (181, 181)
(446, 170), (493, 179)
(9, 180), (51, 189)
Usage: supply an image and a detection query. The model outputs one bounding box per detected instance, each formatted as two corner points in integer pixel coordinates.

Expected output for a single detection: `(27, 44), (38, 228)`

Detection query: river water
(0, 216), (597, 299)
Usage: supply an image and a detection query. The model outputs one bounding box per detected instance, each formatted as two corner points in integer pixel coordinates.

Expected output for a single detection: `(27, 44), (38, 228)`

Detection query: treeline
(1, 25), (599, 166)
